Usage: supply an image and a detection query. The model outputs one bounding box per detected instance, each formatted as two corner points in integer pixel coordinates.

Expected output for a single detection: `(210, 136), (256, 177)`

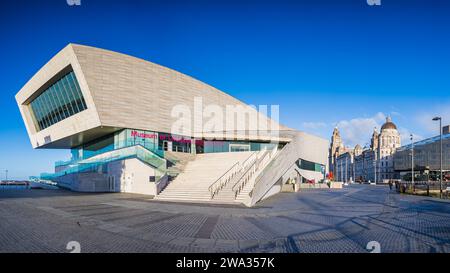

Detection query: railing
(208, 162), (241, 199)
(232, 147), (278, 199)
(55, 142), (164, 168)
(241, 152), (258, 170)
(208, 151), (259, 199)
(41, 145), (167, 181)
(80, 145), (166, 169)
(156, 174), (170, 194)
(29, 176), (58, 186)
(231, 159), (259, 198)
(247, 137), (299, 205)
(395, 181), (450, 196)
(55, 159), (76, 168)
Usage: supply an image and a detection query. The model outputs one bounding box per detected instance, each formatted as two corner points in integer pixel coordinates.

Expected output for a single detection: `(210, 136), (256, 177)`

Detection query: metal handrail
(208, 151), (258, 199)
(232, 149), (274, 198)
(41, 145), (167, 181)
(397, 181), (446, 184)
(208, 161), (240, 199)
(251, 146), (280, 188)
(155, 173), (170, 194)
(239, 147), (278, 198)
(240, 151), (258, 169)
(231, 156), (260, 193)
(232, 163), (257, 198)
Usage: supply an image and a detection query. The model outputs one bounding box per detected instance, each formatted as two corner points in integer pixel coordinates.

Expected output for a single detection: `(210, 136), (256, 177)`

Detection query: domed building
(330, 115), (401, 183)
(354, 144), (363, 156)
(377, 116), (401, 180)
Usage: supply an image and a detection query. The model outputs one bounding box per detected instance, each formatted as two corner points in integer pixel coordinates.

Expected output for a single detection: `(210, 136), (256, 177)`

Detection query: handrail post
(231, 147), (278, 200)
(208, 161), (240, 199)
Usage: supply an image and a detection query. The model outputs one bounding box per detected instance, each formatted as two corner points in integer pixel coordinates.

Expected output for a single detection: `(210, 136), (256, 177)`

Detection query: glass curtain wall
(29, 71), (87, 131)
(203, 141), (278, 153)
(68, 129), (162, 163)
(65, 128), (282, 166)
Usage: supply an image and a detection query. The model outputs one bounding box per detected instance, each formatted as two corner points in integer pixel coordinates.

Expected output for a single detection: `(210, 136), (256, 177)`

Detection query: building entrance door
(121, 173), (133, 192)
(108, 176), (115, 192)
(163, 141), (172, 151)
(229, 144), (251, 152)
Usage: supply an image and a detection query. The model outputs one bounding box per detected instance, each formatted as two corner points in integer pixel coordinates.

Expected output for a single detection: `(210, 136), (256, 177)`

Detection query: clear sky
(1, 0), (449, 180)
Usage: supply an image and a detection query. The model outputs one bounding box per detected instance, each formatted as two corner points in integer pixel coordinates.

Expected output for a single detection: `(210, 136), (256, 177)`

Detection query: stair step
(155, 150), (278, 206)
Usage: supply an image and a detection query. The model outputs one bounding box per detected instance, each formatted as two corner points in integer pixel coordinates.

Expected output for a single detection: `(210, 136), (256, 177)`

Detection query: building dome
(381, 116), (397, 130)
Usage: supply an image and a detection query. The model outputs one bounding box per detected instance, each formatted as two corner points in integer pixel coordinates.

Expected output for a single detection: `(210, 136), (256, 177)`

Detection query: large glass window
(29, 71), (87, 131)
(297, 159), (325, 173)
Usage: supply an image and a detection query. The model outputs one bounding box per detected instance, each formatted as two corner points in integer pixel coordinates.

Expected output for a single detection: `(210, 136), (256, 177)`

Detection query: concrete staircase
(211, 179), (255, 203)
(164, 151), (196, 178)
(210, 181), (238, 203)
(235, 178), (256, 203)
(213, 149), (275, 204)
(211, 162), (257, 203)
(154, 152), (253, 203)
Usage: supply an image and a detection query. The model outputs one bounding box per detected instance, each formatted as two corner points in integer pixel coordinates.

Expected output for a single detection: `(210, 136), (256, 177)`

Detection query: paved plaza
(0, 184), (449, 253)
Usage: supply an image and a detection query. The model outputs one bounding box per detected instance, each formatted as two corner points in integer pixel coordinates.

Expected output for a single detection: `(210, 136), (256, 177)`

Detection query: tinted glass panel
(29, 71), (87, 131)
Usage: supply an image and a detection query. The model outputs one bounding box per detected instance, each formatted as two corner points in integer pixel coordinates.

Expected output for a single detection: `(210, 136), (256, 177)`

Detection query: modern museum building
(16, 44), (328, 206)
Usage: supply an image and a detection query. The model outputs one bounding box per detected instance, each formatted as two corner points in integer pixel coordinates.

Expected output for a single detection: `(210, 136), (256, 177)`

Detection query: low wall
(298, 183), (329, 189)
(55, 172), (109, 192)
(55, 157), (159, 195)
(107, 158), (157, 195)
(329, 182), (343, 189)
(281, 183), (295, 192)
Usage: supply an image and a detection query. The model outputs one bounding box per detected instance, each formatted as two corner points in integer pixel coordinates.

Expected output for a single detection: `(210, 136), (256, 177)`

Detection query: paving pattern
(0, 185), (449, 253)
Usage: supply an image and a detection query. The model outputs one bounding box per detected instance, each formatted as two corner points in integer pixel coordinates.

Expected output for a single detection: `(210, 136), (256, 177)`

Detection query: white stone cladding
(16, 44), (291, 149)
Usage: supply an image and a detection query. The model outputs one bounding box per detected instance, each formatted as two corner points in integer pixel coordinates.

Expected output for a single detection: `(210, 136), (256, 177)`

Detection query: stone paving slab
(0, 185), (450, 252)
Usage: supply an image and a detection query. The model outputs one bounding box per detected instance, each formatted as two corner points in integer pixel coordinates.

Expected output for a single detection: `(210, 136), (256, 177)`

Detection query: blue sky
(1, 0), (449, 180)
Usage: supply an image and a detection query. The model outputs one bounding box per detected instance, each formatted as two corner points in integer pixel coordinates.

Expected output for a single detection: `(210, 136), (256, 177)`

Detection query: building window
(29, 71), (87, 131)
(297, 159), (324, 173)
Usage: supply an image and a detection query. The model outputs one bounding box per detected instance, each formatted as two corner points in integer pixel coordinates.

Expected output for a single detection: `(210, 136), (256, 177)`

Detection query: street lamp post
(374, 152), (377, 184)
(345, 156), (348, 183)
(432, 117), (443, 198)
(353, 157), (356, 184)
(411, 134), (414, 192)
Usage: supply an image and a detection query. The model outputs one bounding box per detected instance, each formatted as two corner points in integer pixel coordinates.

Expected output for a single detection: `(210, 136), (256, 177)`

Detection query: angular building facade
(16, 44), (328, 206)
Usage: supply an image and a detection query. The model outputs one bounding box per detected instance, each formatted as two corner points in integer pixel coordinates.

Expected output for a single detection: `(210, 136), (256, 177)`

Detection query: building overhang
(36, 126), (122, 149)
(15, 44), (101, 149)
(16, 43), (299, 150)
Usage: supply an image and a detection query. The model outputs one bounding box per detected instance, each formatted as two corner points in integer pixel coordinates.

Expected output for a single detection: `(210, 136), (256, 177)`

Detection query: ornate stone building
(329, 127), (343, 174)
(378, 116), (402, 180)
(329, 127), (352, 176)
(370, 128), (379, 150)
(331, 116), (401, 183)
(335, 143), (362, 183)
